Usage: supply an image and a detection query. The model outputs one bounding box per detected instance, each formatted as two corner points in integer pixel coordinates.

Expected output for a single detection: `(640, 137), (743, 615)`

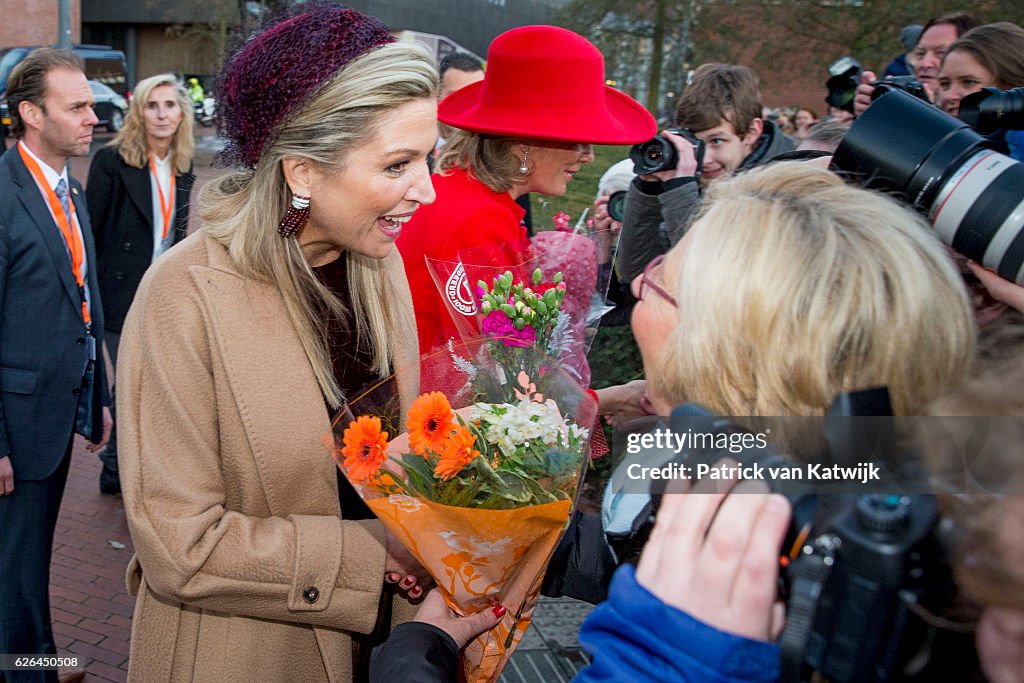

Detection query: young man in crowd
(616, 63), (794, 282)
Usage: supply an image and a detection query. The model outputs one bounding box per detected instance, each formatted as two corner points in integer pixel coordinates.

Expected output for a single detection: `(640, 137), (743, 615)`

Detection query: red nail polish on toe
(492, 604), (507, 618)
(385, 573), (400, 584)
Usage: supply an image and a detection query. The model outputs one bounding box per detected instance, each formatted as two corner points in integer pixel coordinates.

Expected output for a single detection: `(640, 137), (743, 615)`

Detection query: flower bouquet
(427, 240), (599, 385)
(330, 337), (597, 682)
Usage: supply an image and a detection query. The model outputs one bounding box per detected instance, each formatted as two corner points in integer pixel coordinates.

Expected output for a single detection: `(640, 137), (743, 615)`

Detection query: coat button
(77, 338), (86, 345)
(122, 241), (132, 251)
(72, 387), (81, 396)
(302, 586), (320, 604)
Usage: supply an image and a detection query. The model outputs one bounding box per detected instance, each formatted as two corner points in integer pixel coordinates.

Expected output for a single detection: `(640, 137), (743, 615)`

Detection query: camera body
(958, 86), (1024, 133)
(825, 56), (862, 114)
(628, 128), (706, 176)
(780, 493), (950, 682)
(870, 76), (930, 104)
(824, 53), (929, 114)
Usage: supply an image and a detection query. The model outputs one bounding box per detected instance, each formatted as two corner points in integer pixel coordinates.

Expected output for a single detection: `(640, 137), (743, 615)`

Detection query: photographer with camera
(616, 63), (794, 283)
(853, 11), (981, 117)
(577, 474), (791, 683)
(938, 22), (1024, 160)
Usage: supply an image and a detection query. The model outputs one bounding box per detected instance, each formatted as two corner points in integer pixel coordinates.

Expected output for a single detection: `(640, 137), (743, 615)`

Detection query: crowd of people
(1, 2), (1022, 682)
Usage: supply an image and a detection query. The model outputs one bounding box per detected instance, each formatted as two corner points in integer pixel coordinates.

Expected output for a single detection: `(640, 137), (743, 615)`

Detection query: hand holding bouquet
(332, 343), (596, 682)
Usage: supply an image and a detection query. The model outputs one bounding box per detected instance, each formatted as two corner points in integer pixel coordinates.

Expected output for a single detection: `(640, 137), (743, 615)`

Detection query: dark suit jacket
(0, 145), (110, 480)
(86, 145), (194, 332)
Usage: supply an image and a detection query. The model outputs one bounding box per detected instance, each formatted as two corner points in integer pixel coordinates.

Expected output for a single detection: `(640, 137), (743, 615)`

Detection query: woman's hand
(968, 261), (1024, 314)
(413, 589), (505, 649)
(595, 380), (652, 417)
(385, 532), (434, 600)
(635, 464), (791, 642)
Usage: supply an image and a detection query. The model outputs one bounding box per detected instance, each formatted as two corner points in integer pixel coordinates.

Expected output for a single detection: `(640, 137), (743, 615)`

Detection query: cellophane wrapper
(425, 232), (606, 387)
(329, 340), (598, 682)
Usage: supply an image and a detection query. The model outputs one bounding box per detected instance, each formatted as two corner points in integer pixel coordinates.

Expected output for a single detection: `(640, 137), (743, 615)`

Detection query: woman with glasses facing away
(370, 162), (978, 682)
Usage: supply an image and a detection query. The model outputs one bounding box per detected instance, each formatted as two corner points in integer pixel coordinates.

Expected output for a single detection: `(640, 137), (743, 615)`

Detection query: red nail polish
(492, 604), (507, 618)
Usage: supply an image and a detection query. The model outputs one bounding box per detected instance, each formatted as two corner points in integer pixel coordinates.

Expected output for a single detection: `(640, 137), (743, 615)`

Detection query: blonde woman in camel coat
(116, 6), (440, 680)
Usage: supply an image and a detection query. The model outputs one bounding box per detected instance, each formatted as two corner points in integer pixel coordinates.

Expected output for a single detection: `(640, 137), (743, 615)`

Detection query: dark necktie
(55, 178), (71, 217)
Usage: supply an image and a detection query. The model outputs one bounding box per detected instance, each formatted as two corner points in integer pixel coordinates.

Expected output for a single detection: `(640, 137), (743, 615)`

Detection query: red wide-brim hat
(439, 25), (656, 145)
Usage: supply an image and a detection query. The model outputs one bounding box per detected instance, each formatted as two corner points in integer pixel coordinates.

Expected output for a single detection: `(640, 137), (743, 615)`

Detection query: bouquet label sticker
(445, 262), (477, 317)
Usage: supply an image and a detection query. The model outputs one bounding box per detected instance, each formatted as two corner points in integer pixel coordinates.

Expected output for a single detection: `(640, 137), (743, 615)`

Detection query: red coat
(397, 167), (528, 355)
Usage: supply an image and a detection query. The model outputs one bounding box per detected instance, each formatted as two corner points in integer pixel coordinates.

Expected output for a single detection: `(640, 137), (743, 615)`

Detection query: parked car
(89, 80), (128, 132)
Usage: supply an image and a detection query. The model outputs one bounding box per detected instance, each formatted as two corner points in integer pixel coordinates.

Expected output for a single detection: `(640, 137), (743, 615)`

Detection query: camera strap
(779, 534), (839, 681)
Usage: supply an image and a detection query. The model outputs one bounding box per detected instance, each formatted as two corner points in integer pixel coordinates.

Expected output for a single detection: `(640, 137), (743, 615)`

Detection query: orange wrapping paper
(367, 496), (571, 682)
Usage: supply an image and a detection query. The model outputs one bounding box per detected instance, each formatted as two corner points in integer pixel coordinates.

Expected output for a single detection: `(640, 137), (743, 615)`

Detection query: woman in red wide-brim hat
(397, 25), (656, 356)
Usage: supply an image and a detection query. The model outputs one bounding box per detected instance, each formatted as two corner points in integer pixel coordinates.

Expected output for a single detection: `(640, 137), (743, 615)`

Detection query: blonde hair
(436, 129), (528, 192)
(657, 163), (975, 422)
(200, 43), (437, 408)
(111, 73), (194, 174)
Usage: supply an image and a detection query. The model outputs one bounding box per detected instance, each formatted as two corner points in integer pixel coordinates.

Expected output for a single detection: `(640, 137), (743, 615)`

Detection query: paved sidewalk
(50, 438), (133, 682)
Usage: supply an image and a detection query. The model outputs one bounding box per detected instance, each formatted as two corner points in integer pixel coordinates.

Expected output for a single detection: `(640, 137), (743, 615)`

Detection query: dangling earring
(278, 194), (310, 237)
(519, 146), (530, 175)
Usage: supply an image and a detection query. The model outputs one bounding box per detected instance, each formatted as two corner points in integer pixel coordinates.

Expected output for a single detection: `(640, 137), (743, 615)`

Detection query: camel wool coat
(117, 232), (420, 682)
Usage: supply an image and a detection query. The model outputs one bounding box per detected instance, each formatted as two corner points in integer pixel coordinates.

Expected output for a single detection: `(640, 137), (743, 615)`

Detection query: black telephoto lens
(832, 88), (1024, 285)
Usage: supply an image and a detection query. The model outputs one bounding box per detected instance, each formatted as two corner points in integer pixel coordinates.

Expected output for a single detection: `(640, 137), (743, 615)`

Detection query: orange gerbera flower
(406, 391), (455, 456)
(434, 424), (481, 480)
(342, 415), (389, 482)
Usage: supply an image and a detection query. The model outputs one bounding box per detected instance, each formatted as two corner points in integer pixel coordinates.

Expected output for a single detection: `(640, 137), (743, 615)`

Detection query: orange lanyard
(18, 144), (91, 325)
(148, 154), (176, 239)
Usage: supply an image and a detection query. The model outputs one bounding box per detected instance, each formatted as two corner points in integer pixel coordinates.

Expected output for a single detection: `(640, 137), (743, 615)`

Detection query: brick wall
(0, 0), (81, 49)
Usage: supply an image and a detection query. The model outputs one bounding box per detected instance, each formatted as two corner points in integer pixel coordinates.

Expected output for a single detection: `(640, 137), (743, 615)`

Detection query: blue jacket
(575, 565), (780, 683)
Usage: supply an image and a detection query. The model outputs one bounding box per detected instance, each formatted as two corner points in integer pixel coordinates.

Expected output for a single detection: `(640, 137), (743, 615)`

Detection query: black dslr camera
(629, 128), (706, 176)
(957, 86), (1024, 133)
(824, 56), (929, 114)
(607, 390), (972, 682)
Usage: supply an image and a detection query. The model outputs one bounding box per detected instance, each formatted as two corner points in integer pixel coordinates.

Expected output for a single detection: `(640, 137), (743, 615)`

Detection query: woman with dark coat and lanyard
(86, 73), (195, 494)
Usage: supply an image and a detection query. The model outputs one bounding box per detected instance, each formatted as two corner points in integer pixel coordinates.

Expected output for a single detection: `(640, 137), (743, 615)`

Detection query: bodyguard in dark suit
(86, 74), (195, 495)
(0, 49), (111, 682)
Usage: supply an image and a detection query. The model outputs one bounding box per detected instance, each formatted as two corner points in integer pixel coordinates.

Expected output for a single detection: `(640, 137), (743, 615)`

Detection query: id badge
(82, 334), (97, 376)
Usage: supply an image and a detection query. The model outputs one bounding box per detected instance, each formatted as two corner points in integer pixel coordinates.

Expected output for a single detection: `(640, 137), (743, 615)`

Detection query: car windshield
(89, 81), (116, 97)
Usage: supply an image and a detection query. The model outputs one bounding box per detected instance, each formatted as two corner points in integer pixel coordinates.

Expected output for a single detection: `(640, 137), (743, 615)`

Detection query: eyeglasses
(638, 254), (677, 307)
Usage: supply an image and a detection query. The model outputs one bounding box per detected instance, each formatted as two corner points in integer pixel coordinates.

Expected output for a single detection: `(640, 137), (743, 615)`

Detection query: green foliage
(387, 400), (590, 510)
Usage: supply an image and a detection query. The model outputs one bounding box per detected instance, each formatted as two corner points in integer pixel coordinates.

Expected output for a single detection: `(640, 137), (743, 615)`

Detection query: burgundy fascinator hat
(216, 2), (395, 168)
(439, 25), (655, 145)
